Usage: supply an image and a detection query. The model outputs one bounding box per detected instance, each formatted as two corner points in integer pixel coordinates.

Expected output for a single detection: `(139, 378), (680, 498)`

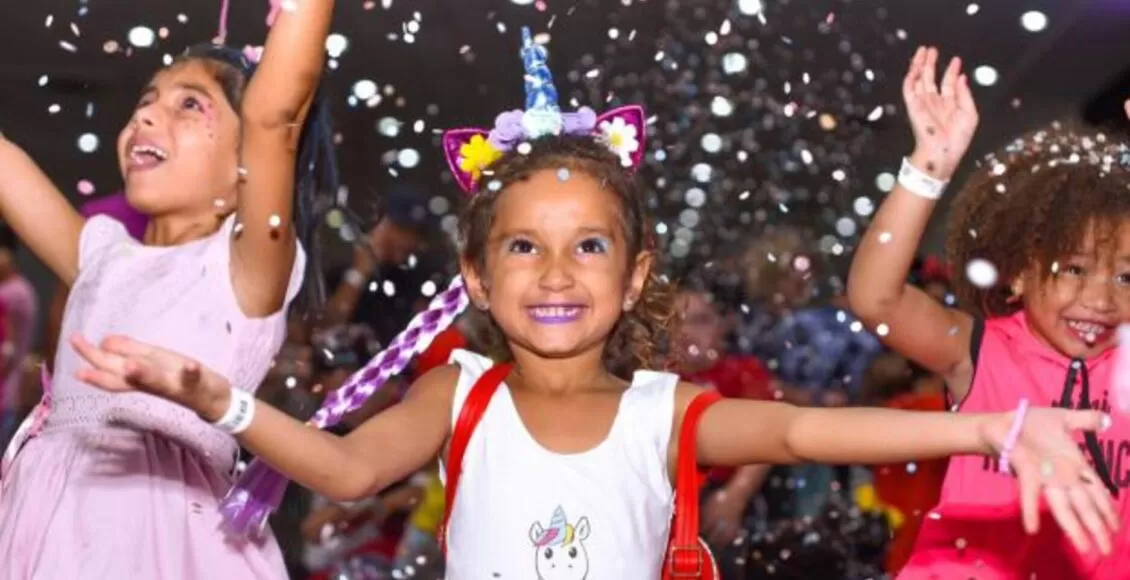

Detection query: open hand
(902, 46), (979, 179)
(979, 406), (1118, 554)
(70, 334), (231, 421)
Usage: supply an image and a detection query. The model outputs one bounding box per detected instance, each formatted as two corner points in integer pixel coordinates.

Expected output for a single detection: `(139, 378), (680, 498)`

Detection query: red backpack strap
(668, 390), (723, 569)
(438, 362), (512, 554)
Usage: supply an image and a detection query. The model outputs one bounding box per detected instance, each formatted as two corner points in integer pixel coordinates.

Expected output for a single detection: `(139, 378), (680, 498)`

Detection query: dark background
(3, 0), (1130, 344)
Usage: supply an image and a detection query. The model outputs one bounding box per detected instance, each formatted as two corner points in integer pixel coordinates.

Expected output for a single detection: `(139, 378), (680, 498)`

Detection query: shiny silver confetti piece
(965, 258), (999, 288)
(556, 168), (570, 181)
(267, 214), (282, 228)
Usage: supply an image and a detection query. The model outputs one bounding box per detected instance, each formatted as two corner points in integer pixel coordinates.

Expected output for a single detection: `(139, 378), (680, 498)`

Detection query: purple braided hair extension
(220, 276), (470, 535)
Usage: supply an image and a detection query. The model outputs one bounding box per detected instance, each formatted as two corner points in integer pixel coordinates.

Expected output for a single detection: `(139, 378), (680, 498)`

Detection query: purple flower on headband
(564, 107), (598, 134)
(488, 107), (598, 151)
(488, 110), (525, 151)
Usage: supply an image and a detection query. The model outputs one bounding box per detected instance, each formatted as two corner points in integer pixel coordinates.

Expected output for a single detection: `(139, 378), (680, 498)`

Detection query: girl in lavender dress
(0, 0), (338, 577)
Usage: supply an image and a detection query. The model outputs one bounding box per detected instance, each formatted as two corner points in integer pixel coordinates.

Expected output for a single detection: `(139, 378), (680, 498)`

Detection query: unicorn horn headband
(217, 26), (647, 537)
(442, 27), (648, 193)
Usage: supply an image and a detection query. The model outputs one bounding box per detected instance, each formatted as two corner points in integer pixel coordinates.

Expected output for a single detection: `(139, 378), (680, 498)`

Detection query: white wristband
(211, 388), (256, 434)
(898, 157), (948, 200)
(343, 268), (366, 289)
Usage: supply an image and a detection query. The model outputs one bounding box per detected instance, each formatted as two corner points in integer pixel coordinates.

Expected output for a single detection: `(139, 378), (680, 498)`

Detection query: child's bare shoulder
(404, 364), (461, 404)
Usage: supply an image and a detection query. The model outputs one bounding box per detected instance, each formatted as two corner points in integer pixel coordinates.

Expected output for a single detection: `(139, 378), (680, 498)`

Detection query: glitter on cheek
(201, 101), (217, 140)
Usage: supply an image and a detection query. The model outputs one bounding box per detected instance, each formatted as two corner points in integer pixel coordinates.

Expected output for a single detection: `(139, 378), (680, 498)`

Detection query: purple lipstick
(527, 304), (585, 324)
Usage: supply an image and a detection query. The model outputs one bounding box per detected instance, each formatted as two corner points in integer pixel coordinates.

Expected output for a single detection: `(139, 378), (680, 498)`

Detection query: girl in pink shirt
(851, 47), (1130, 578)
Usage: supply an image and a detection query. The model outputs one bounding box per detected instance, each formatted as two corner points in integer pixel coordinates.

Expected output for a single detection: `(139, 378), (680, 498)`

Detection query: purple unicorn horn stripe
(220, 276), (470, 536)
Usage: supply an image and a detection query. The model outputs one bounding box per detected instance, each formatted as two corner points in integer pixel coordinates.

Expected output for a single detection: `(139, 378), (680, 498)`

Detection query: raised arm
(0, 139), (84, 284)
(229, 0), (334, 317)
(847, 47), (977, 396)
(71, 334), (452, 502)
(674, 383), (1116, 553)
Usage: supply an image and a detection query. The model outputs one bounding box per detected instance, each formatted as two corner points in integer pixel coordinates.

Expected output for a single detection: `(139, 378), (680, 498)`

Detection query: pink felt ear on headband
(442, 128), (491, 195)
(594, 105), (648, 170)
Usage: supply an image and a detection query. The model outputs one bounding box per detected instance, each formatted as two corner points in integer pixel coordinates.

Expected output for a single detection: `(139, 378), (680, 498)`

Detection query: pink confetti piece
(266, 0), (284, 27)
(77, 180), (95, 195)
(216, 0), (231, 43)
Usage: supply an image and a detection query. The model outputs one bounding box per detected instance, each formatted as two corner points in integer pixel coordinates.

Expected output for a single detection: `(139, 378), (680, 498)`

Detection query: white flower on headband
(599, 117), (640, 167)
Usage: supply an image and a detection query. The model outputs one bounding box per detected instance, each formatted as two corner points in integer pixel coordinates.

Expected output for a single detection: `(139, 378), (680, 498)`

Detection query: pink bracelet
(998, 398), (1030, 475)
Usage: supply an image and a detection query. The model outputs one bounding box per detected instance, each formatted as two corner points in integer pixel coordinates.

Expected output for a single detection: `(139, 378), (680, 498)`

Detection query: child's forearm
(848, 151), (944, 319)
(785, 404), (989, 465)
(200, 390), (375, 501)
(227, 0), (336, 316)
(243, 0), (334, 124)
(0, 138), (84, 283)
(196, 367), (452, 502)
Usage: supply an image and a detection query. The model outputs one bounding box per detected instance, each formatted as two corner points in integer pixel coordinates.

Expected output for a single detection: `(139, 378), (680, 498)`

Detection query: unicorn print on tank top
(529, 506), (592, 580)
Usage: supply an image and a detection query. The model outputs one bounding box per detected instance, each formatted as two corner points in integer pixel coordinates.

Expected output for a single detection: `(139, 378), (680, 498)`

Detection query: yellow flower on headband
(459, 135), (502, 182)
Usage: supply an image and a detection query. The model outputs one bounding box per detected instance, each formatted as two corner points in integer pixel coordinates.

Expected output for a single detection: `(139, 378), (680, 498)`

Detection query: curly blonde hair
(947, 122), (1130, 316)
(458, 136), (677, 378)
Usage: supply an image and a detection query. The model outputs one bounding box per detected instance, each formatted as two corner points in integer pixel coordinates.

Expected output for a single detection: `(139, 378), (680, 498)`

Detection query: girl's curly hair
(457, 135), (676, 378)
(946, 123), (1130, 317)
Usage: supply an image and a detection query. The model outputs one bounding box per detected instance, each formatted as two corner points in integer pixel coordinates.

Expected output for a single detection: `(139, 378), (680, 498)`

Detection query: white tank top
(440, 349), (677, 579)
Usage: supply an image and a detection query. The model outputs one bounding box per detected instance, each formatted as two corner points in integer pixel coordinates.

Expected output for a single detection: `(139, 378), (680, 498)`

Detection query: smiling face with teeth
(116, 59), (243, 222)
(1017, 224), (1130, 359)
(462, 167), (653, 365)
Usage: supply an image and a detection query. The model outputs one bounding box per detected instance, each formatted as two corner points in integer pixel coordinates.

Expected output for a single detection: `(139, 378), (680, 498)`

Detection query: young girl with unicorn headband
(73, 28), (1117, 578)
(0, 0), (339, 577)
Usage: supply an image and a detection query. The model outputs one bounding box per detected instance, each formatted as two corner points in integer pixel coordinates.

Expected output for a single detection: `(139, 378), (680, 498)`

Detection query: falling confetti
(965, 258), (999, 288)
(556, 0), (902, 266)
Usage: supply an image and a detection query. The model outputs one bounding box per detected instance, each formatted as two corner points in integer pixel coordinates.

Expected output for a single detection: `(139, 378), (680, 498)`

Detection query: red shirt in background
(872, 391), (948, 574)
(681, 355), (774, 482)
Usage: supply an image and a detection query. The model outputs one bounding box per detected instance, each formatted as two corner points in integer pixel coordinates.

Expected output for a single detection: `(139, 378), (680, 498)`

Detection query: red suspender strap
(438, 362), (513, 554)
(668, 390), (723, 569)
